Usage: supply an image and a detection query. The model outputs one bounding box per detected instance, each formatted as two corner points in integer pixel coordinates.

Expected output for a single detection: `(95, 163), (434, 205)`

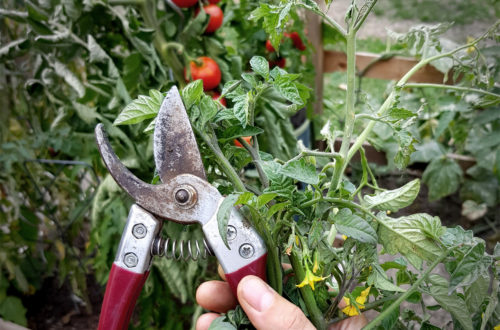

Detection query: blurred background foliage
(0, 0), (311, 328)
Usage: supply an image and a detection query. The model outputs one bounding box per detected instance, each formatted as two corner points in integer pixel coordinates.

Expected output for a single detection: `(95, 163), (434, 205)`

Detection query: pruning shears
(95, 86), (267, 330)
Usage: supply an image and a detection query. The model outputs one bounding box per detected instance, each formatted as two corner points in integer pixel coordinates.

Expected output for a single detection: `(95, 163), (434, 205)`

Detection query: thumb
(237, 276), (315, 330)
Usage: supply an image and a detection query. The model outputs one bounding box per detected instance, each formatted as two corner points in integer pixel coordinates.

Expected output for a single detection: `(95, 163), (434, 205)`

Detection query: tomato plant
(189, 57), (222, 91)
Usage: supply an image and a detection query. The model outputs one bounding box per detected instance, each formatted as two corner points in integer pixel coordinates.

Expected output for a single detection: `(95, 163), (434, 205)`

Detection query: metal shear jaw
(95, 123), (220, 225)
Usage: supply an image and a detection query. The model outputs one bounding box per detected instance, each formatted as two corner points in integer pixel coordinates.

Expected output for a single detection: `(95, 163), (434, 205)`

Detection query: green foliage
(2, 1), (499, 330)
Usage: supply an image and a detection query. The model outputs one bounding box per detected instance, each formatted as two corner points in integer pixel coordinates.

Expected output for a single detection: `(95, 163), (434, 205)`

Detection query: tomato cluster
(176, 0), (225, 100)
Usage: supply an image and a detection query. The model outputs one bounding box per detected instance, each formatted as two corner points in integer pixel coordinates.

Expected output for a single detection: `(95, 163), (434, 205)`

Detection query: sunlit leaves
(333, 209), (377, 244)
(280, 158), (318, 185)
(364, 179), (420, 212)
(377, 212), (445, 268)
(182, 80), (204, 109)
(250, 56), (269, 80)
(114, 89), (164, 125)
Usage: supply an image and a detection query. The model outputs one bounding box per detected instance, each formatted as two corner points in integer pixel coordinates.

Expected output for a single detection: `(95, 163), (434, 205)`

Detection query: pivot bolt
(239, 243), (254, 259)
(123, 252), (138, 268)
(175, 189), (190, 204)
(227, 225), (237, 241)
(132, 223), (147, 239)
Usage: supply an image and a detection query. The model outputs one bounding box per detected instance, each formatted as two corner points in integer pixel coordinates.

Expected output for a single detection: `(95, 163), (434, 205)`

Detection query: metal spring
(151, 236), (213, 261)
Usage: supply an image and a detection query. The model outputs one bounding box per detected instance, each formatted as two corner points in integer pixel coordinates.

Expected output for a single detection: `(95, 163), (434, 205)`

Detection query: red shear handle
(98, 264), (149, 330)
(225, 253), (268, 297)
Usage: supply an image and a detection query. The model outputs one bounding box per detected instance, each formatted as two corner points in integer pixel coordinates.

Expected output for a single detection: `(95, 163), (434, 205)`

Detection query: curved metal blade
(95, 124), (220, 224)
(154, 86), (206, 183)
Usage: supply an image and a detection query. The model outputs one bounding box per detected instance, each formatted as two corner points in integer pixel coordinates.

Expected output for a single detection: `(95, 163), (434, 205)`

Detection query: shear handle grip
(225, 253), (268, 297)
(98, 264), (149, 330)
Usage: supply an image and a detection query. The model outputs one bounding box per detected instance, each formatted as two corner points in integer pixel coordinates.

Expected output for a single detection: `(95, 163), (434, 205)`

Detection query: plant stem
(238, 137), (269, 188)
(289, 250), (326, 330)
(403, 83), (500, 99)
(328, 26), (356, 194)
(285, 149), (342, 167)
(362, 249), (450, 330)
(195, 126), (246, 192)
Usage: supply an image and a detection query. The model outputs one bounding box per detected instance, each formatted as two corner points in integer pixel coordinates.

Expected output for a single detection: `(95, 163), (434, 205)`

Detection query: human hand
(196, 273), (367, 330)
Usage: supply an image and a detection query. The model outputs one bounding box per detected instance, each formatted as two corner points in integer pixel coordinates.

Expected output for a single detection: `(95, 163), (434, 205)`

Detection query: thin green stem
(329, 26), (356, 194)
(284, 150), (341, 167)
(195, 126), (246, 192)
(289, 250), (326, 330)
(238, 136), (269, 189)
(403, 83), (500, 99)
(363, 249), (451, 330)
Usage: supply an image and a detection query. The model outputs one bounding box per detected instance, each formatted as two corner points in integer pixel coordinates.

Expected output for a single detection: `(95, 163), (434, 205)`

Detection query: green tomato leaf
(367, 263), (406, 292)
(388, 107), (416, 121)
(449, 242), (491, 292)
(182, 80), (204, 109)
(217, 194), (239, 249)
(428, 285), (473, 330)
(377, 213), (445, 268)
(364, 178), (420, 212)
(249, 56), (269, 80)
(208, 316), (237, 330)
(422, 157), (463, 201)
(464, 274), (490, 315)
(0, 296), (27, 326)
(199, 95), (218, 126)
(411, 140), (445, 163)
(233, 93), (250, 127)
(334, 208), (377, 244)
(221, 80), (242, 98)
(114, 89), (163, 125)
(257, 193), (277, 208)
(280, 158), (318, 185)
(273, 76), (303, 105)
(49, 58), (85, 98)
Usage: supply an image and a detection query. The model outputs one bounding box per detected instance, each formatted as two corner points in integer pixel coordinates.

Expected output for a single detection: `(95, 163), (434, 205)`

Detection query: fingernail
(241, 277), (275, 312)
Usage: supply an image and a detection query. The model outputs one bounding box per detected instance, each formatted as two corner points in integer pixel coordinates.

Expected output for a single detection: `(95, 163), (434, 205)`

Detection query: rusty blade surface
(154, 86), (206, 183)
(95, 124), (220, 224)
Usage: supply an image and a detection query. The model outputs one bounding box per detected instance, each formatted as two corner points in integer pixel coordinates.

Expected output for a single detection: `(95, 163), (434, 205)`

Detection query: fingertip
(196, 280), (237, 313)
(196, 313), (220, 330)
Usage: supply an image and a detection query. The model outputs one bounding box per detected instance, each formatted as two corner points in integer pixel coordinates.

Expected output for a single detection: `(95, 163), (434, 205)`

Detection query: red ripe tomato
(172, 0), (197, 8)
(234, 136), (252, 148)
(288, 32), (306, 51)
(197, 4), (224, 34)
(189, 57), (221, 91)
(211, 92), (227, 106)
(265, 40), (276, 52)
(269, 57), (286, 68)
(208, 0), (220, 3)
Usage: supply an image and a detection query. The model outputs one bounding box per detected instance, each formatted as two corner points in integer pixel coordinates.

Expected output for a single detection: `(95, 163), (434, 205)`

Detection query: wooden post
(306, 1), (326, 116)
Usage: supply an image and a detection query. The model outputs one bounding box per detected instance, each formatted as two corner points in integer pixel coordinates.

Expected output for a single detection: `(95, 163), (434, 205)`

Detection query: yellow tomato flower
(296, 267), (328, 291)
(342, 286), (371, 316)
(493, 324), (500, 330)
(342, 235), (348, 240)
